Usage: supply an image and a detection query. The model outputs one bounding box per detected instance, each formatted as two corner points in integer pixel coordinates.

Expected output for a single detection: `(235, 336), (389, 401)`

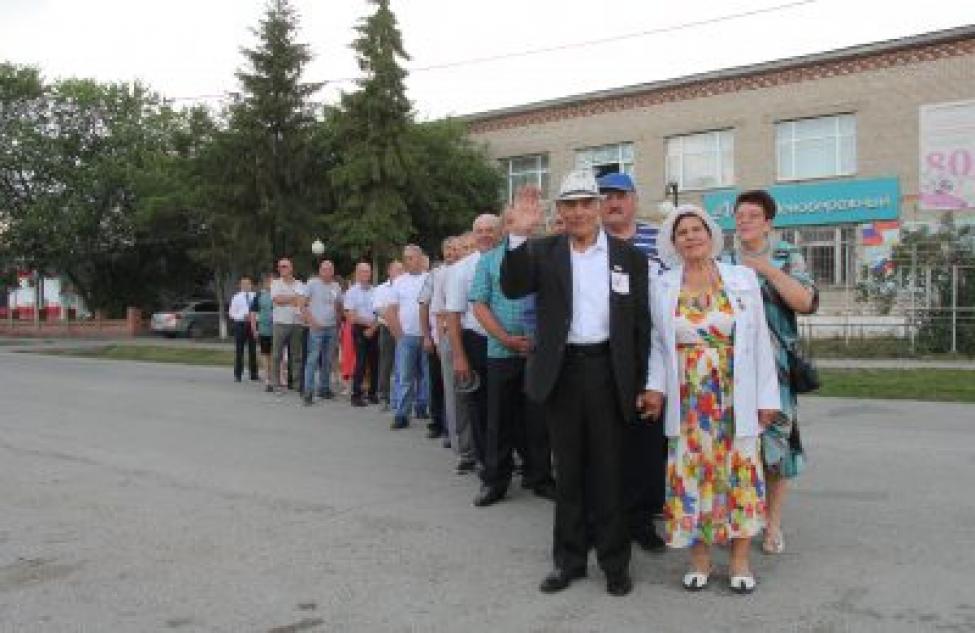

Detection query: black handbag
(785, 339), (820, 394)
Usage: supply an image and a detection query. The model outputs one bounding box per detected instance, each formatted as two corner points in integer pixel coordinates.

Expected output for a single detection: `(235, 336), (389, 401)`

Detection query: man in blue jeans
(384, 244), (429, 430)
(302, 260), (343, 405)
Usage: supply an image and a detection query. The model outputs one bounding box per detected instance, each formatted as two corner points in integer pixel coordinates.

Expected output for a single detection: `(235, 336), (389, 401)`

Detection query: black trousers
(352, 324), (379, 399)
(482, 357), (553, 490)
(546, 348), (629, 576)
(624, 418), (666, 534)
(460, 329), (488, 465)
(426, 347), (445, 430)
(233, 320), (257, 379)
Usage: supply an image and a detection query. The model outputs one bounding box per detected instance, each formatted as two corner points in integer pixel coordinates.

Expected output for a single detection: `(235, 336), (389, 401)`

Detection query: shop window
(776, 114), (856, 181)
(665, 130), (734, 191)
(575, 142), (634, 178)
(499, 154), (549, 204)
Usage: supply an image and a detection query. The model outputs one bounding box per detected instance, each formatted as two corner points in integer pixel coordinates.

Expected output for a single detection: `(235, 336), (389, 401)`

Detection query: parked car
(150, 300), (222, 338)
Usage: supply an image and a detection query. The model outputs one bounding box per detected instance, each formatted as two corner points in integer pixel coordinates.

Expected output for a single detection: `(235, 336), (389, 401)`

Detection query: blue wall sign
(703, 177), (901, 229)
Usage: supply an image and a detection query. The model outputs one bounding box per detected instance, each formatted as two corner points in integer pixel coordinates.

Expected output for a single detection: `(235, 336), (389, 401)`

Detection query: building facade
(464, 26), (975, 311)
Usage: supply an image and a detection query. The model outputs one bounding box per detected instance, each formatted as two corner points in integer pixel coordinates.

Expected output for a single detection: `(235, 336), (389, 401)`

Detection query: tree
(329, 0), (413, 267)
(0, 67), (208, 316)
(230, 0), (325, 261)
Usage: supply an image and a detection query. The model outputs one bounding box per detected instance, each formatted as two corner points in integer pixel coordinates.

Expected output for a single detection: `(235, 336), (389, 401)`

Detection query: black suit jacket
(500, 232), (651, 424)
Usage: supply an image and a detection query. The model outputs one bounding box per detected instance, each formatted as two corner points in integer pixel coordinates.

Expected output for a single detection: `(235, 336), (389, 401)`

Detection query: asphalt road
(1, 350), (974, 632)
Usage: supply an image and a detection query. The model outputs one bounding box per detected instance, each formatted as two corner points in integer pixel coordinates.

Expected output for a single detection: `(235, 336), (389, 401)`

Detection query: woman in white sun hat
(640, 204), (779, 594)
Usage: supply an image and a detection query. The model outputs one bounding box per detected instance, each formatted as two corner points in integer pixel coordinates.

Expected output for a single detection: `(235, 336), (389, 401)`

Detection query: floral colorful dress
(665, 285), (767, 548)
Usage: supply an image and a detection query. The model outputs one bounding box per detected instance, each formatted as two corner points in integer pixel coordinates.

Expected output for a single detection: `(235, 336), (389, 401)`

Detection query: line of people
(226, 169), (816, 597)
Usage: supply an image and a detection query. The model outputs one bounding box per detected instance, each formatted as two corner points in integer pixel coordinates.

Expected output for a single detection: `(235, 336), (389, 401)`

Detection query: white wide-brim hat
(657, 204), (725, 267)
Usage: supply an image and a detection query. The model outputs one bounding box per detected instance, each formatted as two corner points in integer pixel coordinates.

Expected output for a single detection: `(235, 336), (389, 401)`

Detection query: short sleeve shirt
(390, 272), (428, 337)
(445, 251), (485, 335)
(270, 278), (307, 325)
(305, 278), (343, 327)
(343, 283), (376, 324)
(470, 244), (534, 358)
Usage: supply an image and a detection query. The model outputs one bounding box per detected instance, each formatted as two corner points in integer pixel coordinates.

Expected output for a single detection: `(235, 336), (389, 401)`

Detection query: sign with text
(920, 100), (975, 210)
(703, 177), (900, 229)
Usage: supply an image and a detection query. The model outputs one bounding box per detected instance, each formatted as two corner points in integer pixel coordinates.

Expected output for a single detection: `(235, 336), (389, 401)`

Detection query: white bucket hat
(657, 204), (724, 267)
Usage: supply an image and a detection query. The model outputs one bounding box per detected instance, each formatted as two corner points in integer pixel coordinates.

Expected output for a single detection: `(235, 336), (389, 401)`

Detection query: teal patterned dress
(723, 240), (818, 479)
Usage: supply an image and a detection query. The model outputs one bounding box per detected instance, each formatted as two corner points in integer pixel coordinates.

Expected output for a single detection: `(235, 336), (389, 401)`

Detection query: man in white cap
(501, 171), (651, 597)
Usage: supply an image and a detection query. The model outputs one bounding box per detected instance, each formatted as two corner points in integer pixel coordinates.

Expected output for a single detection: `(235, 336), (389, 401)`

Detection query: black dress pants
(624, 418), (666, 535)
(426, 346), (445, 431)
(482, 357), (553, 490)
(352, 324), (379, 399)
(546, 347), (629, 576)
(233, 320), (257, 380)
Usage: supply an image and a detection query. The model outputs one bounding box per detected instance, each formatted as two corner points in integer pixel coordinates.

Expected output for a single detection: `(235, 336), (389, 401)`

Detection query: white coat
(646, 262), (780, 438)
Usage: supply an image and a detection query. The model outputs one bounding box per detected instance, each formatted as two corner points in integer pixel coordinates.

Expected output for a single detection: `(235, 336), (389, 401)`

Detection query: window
(575, 142), (634, 178)
(780, 226), (856, 287)
(776, 114), (856, 181)
(665, 130), (734, 191)
(500, 154), (549, 204)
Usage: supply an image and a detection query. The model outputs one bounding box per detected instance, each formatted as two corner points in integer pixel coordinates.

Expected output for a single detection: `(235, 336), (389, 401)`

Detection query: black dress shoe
(539, 568), (586, 593)
(606, 571), (633, 596)
(473, 485), (506, 507)
(367, 395), (380, 404)
(426, 426), (444, 439)
(634, 528), (667, 553)
(350, 397), (367, 407)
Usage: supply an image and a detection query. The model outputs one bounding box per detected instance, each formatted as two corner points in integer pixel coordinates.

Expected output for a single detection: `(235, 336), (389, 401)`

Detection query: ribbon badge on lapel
(736, 295), (745, 312)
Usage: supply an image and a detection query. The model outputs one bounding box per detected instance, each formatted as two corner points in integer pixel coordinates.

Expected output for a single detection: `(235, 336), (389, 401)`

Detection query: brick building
(464, 25), (975, 311)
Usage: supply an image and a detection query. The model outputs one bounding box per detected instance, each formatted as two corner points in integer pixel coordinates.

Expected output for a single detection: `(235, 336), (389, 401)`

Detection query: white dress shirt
(567, 229), (611, 344)
(445, 251), (486, 335)
(507, 230), (611, 344)
(229, 291), (255, 322)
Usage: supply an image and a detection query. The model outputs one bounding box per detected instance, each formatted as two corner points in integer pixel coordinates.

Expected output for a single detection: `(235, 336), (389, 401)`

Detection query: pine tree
(231, 0), (324, 260)
(330, 0), (413, 265)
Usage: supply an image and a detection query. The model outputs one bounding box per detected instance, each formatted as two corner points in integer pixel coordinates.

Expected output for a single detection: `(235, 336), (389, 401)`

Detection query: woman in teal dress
(724, 190), (818, 555)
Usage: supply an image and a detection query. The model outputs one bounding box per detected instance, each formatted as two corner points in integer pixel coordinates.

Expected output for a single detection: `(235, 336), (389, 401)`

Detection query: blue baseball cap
(597, 172), (636, 193)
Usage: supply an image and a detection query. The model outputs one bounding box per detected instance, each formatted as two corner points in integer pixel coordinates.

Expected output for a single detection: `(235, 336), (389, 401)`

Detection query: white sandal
(729, 573), (757, 594)
(682, 570), (710, 592)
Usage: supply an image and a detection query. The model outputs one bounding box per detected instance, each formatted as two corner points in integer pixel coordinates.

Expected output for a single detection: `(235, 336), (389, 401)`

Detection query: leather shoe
(606, 571), (633, 597)
(539, 568), (586, 593)
(473, 485), (506, 507)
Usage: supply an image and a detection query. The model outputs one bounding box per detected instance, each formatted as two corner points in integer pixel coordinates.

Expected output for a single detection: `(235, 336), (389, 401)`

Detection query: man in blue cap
(597, 171), (666, 553)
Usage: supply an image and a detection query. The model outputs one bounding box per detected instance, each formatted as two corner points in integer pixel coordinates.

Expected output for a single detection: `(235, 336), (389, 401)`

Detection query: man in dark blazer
(501, 170), (651, 597)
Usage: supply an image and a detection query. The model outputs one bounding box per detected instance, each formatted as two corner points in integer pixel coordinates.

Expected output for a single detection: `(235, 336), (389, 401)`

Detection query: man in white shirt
(344, 262), (379, 407)
(373, 260), (403, 410)
(446, 216), (501, 473)
(270, 258), (308, 394)
(302, 260), (343, 404)
(385, 244), (429, 430)
(501, 172), (650, 597)
(229, 276), (258, 383)
(418, 237), (460, 446)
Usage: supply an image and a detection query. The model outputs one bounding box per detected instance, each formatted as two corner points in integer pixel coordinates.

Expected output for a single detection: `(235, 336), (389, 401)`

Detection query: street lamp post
(665, 181), (679, 207)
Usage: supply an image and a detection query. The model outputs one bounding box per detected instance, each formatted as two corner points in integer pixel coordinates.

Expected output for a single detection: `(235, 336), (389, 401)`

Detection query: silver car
(150, 300), (222, 338)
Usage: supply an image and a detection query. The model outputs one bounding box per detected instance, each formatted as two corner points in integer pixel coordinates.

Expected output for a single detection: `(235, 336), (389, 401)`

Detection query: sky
(1, 0), (973, 120)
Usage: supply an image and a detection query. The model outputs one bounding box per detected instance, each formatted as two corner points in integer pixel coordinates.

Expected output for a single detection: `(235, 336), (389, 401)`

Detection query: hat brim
(556, 192), (605, 202)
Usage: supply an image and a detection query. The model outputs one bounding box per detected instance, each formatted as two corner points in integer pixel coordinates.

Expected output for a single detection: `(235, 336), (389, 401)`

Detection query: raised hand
(507, 185), (544, 237)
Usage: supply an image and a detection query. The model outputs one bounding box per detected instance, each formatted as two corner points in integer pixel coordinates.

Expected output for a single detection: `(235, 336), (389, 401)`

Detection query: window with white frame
(665, 130), (734, 191)
(776, 114), (856, 181)
(575, 142), (634, 178)
(500, 154), (549, 204)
